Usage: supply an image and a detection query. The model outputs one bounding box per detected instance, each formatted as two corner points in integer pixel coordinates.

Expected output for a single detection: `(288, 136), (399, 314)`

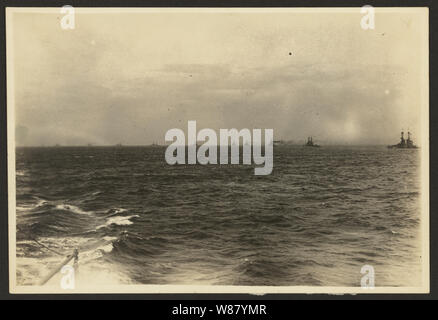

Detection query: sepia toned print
(7, 7), (429, 294)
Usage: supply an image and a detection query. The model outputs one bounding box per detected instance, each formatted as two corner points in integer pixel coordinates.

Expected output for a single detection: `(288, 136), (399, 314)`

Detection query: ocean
(15, 146), (422, 287)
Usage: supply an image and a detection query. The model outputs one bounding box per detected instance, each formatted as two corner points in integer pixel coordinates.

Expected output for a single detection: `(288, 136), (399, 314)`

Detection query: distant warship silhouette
(304, 136), (320, 147)
(388, 131), (418, 149)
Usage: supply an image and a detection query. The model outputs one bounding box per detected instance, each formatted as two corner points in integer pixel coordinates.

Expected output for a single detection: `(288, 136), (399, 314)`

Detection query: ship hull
(387, 145), (418, 149)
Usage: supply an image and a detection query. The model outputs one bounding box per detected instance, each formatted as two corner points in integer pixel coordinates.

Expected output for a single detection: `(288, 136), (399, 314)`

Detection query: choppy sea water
(15, 146), (423, 287)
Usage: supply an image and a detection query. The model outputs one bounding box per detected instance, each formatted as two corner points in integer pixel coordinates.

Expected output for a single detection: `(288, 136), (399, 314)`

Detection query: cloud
(10, 10), (425, 146)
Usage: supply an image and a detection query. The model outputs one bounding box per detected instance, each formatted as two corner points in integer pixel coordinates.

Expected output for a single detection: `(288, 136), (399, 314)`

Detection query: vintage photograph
(7, 7), (429, 293)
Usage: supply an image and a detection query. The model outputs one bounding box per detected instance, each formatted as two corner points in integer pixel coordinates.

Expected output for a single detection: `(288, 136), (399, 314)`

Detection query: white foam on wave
(56, 204), (92, 215)
(111, 208), (128, 215)
(16, 236), (132, 286)
(16, 254), (131, 287)
(103, 236), (118, 242)
(16, 198), (48, 213)
(97, 243), (114, 253)
(82, 237), (118, 259)
(16, 205), (32, 212)
(16, 170), (27, 177)
(96, 215), (139, 230)
(80, 242), (115, 262)
(36, 199), (48, 207)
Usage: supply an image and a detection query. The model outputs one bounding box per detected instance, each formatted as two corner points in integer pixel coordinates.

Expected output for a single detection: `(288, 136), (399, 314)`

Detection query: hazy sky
(9, 8), (428, 146)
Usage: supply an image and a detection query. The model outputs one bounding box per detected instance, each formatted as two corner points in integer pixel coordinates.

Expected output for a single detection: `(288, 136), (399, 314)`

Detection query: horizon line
(15, 143), (403, 147)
